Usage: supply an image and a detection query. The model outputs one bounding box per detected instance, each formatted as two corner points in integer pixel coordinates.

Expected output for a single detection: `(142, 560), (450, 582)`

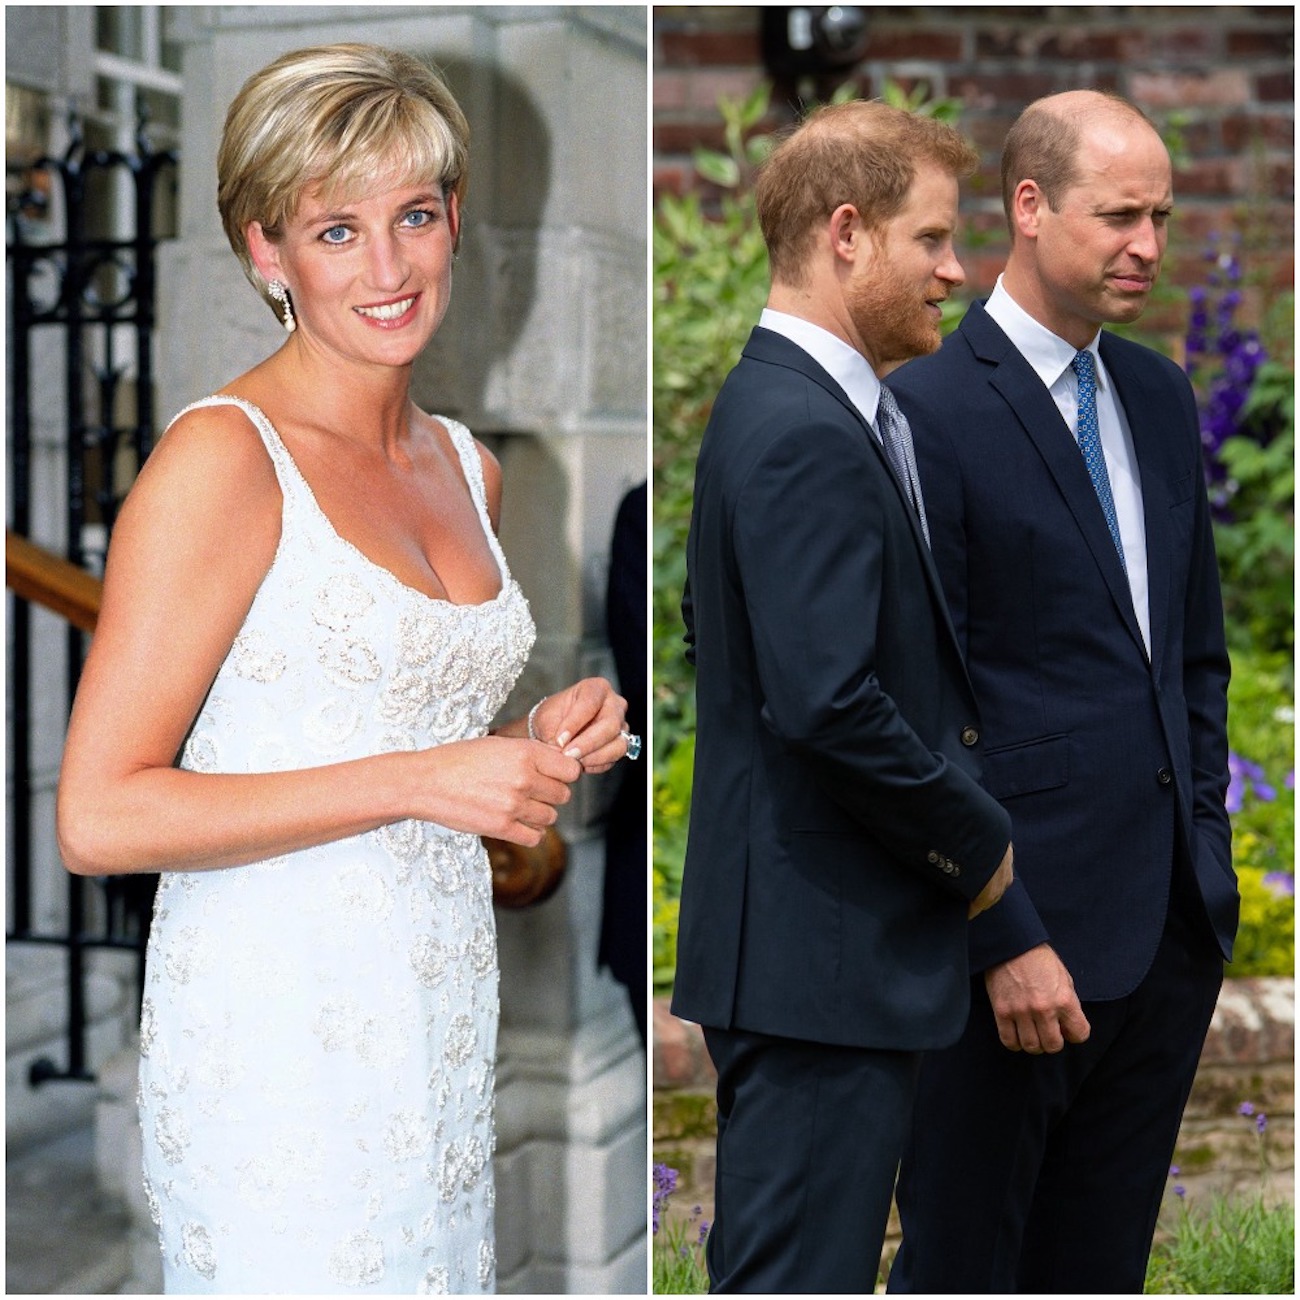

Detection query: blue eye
(321, 225), (351, 244)
(402, 209), (434, 228)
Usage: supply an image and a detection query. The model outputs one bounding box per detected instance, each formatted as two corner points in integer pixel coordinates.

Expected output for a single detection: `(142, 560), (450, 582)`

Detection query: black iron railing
(7, 112), (177, 1085)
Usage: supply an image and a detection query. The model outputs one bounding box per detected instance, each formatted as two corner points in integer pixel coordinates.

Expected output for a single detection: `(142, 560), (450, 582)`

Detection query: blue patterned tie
(1071, 349), (1126, 572)
(876, 385), (930, 548)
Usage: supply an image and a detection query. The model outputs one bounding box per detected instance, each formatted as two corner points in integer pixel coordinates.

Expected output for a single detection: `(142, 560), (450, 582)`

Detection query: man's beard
(848, 266), (943, 370)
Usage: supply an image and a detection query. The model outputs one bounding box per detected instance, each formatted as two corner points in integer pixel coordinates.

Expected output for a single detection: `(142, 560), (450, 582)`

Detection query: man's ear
(1011, 180), (1045, 240)
(828, 202), (863, 264)
(246, 221), (284, 285)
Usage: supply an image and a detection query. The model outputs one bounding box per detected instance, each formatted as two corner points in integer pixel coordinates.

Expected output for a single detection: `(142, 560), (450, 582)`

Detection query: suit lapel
(742, 327), (964, 661)
(1100, 334), (1171, 676)
(961, 306), (1148, 660)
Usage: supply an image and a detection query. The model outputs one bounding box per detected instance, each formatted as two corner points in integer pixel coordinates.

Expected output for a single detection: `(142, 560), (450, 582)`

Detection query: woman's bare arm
(57, 407), (579, 877)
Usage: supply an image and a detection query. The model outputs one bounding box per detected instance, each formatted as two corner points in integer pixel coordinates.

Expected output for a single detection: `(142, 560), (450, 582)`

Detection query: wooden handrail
(5, 527), (564, 906)
(5, 529), (102, 632)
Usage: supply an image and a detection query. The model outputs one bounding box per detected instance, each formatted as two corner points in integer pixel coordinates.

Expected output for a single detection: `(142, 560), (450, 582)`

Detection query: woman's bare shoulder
(110, 399), (283, 585)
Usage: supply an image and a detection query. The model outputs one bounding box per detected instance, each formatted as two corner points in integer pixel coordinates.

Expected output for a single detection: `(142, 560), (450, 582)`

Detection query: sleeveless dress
(137, 396), (535, 1294)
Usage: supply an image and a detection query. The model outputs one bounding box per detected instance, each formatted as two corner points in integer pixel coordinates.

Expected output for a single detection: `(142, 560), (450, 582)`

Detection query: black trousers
(702, 1025), (921, 1294)
(889, 871), (1223, 1294)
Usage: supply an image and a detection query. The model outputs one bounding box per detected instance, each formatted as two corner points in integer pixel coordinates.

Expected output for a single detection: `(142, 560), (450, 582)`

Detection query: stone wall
(653, 978), (1296, 1256)
(653, 5), (1293, 330)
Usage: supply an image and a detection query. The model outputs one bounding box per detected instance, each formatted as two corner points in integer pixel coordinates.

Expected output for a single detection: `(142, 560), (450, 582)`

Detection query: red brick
(1266, 158), (1294, 200)
(658, 27), (761, 68)
(687, 67), (765, 111)
(654, 120), (727, 156)
(1173, 157), (1248, 198)
(1148, 25), (1223, 58)
(951, 72), (1060, 111)
(652, 999), (716, 1090)
(966, 113), (1020, 153)
(653, 70), (689, 111)
(1257, 70), (1294, 102)
(652, 164), (691, 200)
(961, 253), (1010, 298)
(1222, 112), (1294, 153)
(1168, 206), (1235, 245)
(1227, 27), (1296, 57)
(963, 208), (1013, 240)
(977, 26), (1123, 61)
(1129, 69), (1251, 108)
(1168, 118), (1221, 159)
(865, 27), (964, 61)
(1268, 250), (1293, 292)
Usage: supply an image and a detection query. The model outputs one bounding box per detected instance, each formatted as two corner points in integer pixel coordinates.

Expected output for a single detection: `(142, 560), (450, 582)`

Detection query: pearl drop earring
(267, 279), (296, 333)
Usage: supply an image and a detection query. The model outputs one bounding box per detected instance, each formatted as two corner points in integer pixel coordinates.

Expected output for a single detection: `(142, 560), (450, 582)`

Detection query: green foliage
(1213, 351), (1295, 656)
(654, 85), (771, 766)
(1231, 868), (1295, 977)
(1144, 1195), (1294, 1293)
(651, 1212), (710, 1295)
(1224, 647), (1294, 977)
(653, 734), (694, 992)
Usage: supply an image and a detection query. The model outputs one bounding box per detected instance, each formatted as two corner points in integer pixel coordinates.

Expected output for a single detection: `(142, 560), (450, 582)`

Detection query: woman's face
(249, 176), (459, 371)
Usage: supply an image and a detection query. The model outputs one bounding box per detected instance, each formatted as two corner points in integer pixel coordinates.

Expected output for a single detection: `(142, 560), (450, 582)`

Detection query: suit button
(951, 864), (961, 877)
(1157, 768), (1173, 786)
(927, 851), (940, 865)
(960, 726), (979, 747)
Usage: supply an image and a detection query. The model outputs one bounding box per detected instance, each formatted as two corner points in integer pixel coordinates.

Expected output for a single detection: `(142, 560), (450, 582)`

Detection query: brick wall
(653, 5), (1294, 323)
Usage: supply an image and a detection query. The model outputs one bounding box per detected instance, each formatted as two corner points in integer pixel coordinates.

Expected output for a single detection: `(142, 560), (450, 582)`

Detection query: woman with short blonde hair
(58, 42), (635, 1294)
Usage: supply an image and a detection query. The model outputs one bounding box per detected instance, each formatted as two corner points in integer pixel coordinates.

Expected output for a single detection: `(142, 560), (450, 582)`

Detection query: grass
(1144, 1192), (1295, 1294)
(651, 1174), (1295, 1294)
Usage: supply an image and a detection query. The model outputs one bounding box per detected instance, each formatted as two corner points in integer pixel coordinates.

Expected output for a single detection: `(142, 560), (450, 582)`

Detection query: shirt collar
(984, 276), (1106, 394)
(759, 307), (883, 425)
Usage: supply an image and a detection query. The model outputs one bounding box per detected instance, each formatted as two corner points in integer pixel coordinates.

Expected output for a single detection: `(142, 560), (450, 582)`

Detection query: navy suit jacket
(890, 302), (1236, 1000)
(671, 327), (1012, 1050)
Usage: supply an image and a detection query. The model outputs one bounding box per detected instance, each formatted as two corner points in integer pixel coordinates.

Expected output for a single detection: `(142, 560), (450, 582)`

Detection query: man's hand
(968, 842), (1014, 918)
(984, 944), (1091, 1054)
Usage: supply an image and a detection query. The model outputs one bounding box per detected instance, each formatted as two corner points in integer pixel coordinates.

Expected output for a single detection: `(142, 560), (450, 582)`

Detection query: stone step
(6, 1122), (131, 1295)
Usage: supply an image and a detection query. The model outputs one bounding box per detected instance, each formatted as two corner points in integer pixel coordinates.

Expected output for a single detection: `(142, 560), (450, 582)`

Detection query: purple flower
(1263, 872), (1295, 897)
(1185, 236), (1268, 516)
(1238, 1100), (1256, 1116)
(652, 1163), (680, 1236)
(698, 1219), (711, 1248)
(1256, 1113), (1269, 1134)
(1227, 753), (1278, 812)
(1175, 1183), (1186, 1199)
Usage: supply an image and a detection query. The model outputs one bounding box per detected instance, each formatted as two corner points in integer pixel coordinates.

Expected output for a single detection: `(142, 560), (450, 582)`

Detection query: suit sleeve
(1174, 375), (1235, 912)
(902, 386), (1052, 970)
(732, 411), (1010, 901)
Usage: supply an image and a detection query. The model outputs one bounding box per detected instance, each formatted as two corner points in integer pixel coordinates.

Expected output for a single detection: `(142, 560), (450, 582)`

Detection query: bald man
(886, 91), (1236, 1293)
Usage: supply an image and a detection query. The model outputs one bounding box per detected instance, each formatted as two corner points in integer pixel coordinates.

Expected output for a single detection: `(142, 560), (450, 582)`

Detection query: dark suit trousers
(703, 1026), (921, 1294)
(888, 868), (1223, 1294)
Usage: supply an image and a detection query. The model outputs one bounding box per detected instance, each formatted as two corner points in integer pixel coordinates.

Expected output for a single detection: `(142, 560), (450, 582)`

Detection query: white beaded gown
(138, 396), (535, 1294)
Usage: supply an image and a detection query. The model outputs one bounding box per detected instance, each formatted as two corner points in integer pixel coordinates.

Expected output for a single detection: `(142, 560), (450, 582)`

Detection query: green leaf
(693, 147), (739, 189)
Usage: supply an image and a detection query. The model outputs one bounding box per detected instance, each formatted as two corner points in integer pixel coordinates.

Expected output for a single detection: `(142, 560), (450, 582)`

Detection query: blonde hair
(217, 43), (470, 315)
(755, 100), (977, 287)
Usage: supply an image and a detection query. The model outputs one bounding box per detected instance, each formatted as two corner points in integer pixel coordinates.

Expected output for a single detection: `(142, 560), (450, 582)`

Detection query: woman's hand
(529, 677), (630, 774)
(412, 736), (582, 845)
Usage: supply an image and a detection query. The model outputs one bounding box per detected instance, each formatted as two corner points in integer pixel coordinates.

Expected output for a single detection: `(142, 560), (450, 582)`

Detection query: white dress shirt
(984, 278), (1151, 655)
(758, 308), (884, 437)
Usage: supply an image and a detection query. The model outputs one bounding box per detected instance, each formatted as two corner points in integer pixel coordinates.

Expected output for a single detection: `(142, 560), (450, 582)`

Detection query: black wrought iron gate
(7, 113), (177, 1085)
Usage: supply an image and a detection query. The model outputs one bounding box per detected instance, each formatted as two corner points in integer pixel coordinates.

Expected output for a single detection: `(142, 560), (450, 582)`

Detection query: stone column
(152, 6), (647, 1293)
